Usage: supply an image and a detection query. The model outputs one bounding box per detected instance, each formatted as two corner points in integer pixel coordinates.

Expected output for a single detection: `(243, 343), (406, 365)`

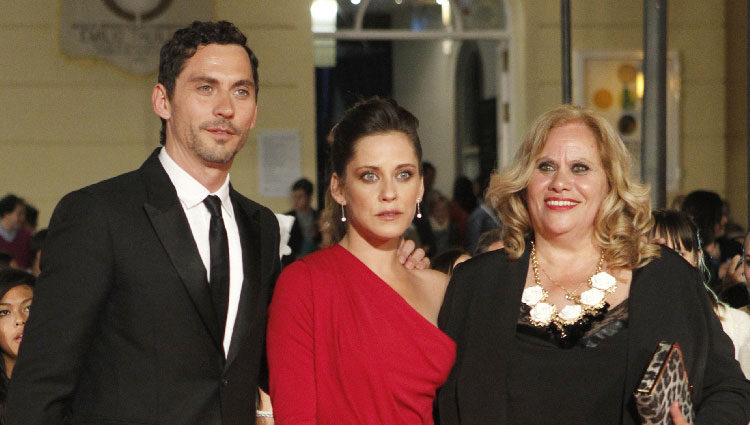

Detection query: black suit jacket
(7, 149), (281, 425)
(437, 245), (750, 425)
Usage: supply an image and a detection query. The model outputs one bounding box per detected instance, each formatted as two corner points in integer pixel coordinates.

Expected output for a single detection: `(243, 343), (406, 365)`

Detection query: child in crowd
(0, 268), (34, 424)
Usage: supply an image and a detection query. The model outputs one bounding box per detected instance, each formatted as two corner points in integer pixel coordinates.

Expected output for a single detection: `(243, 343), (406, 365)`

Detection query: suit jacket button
(222, 377), (229, 386)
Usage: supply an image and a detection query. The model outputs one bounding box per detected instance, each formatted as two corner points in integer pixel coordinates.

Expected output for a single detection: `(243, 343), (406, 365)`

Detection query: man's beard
(187, 120), (245, 164)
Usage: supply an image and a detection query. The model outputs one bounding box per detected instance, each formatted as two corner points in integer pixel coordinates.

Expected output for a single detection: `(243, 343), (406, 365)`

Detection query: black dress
(507, 302), (629, 425)
(436, 246), (750, 425)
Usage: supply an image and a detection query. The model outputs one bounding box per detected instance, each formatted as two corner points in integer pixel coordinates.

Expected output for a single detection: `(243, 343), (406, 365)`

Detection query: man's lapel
(225, 191), (264, 367)
(140, 149), (223, 349)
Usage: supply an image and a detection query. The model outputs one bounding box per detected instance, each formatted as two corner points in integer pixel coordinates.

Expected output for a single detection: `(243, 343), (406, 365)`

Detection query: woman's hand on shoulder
(398, 239), (430, 270)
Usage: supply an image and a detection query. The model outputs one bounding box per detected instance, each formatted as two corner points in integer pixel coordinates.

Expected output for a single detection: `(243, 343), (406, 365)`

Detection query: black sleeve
(436, 264), (477, 425)
(7, 190), (115, 425)
(259, 210), (282, 394)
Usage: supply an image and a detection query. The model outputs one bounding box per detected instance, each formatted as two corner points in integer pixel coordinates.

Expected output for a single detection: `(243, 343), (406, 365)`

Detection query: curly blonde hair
(486, 104), (659, 269)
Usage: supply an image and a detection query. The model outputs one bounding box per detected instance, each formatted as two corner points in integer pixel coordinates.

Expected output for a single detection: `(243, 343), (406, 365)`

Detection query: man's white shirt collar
(158, 147), (234, 217)
(157, 147), (243, 357)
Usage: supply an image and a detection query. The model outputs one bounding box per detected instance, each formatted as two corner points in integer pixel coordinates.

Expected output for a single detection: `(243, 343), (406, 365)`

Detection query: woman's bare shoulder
(409, 268), (450, 296)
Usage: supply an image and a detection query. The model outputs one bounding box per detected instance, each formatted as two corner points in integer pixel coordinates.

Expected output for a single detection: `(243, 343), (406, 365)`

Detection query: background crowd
(276, 169), (750, 321)
(3, 170), (750, 423)
(1, 18), (749, 425)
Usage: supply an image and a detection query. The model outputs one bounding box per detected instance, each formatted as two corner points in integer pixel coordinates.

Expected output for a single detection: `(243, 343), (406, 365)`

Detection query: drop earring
(416, 199), (422, 219)
(340, 204), (347, 222)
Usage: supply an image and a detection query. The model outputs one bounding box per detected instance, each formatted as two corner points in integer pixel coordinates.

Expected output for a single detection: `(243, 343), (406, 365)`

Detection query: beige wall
(218, 1), (316, 214)
(516, 0), (732, 211)
(3, 1), (746, 227)
(393, 40), (457, 197)
(725, 0), (748, 227)
(0, 1), (315, 227)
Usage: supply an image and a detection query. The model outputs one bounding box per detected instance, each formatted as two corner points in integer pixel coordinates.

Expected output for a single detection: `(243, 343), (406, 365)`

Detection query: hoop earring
(416, 199), (422, 219)
(340, 204), (347, 222)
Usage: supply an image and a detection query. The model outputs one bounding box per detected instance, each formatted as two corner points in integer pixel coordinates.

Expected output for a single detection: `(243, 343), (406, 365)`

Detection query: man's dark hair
(475, 171), (493, 202)
(30, 229), (48, 257)
(431, 248), (469, 276)
(24, 204), (38, 229)
(452, 176), (477, 213)
(0, 268), (35, 292)
(0, 194), (23, 218)
(475, 228), (504, 255)
(681, 190), (723, 247)
(0, 252), (12, 269)
(292, 178), (314, 197)
(158, 20), (260, 145)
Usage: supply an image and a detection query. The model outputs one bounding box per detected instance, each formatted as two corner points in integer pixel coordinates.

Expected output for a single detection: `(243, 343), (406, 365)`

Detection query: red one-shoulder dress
(268, 244), (456, 425)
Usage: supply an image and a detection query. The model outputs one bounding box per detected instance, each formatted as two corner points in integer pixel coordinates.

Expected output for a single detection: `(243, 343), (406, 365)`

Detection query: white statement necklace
(521, 241), (618, 340)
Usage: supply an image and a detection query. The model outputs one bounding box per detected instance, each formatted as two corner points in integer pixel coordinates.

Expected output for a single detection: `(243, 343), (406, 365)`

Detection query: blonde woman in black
(437, 105), (750, 424)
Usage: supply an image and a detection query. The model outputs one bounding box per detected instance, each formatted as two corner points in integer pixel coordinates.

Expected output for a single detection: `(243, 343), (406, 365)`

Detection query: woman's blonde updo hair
(485, 104), (659, 269)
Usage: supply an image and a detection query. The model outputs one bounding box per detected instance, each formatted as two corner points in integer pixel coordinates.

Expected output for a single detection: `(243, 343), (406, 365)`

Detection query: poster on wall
(258, 130), (302, 198)
(61, 0), (212, 75)
(573, 50), (681, 191)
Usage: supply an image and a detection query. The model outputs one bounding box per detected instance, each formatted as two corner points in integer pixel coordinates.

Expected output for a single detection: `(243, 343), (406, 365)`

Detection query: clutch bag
(634, 341), (695, 425)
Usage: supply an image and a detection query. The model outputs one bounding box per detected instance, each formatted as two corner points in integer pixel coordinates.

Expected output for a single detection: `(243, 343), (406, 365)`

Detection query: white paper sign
(61, 0), (211, 74)
(258, 130), (302, 198)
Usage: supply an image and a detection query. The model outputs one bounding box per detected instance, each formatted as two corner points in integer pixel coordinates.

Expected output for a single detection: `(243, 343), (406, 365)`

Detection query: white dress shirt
(159, 148), (244, 356)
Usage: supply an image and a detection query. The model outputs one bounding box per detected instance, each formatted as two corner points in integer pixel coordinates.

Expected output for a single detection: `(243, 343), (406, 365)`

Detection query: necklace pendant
(527, 241), (615, 346)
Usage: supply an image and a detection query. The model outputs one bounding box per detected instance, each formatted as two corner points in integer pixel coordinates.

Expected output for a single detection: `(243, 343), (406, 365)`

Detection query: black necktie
(203, 195), (229, 339)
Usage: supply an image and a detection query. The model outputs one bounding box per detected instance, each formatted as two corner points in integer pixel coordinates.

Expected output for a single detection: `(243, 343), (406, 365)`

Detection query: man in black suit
(7, 21), (280, 425)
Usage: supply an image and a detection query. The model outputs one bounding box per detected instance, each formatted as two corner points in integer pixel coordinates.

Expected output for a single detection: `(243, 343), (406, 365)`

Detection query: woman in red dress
(267, 97), (455, 425)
